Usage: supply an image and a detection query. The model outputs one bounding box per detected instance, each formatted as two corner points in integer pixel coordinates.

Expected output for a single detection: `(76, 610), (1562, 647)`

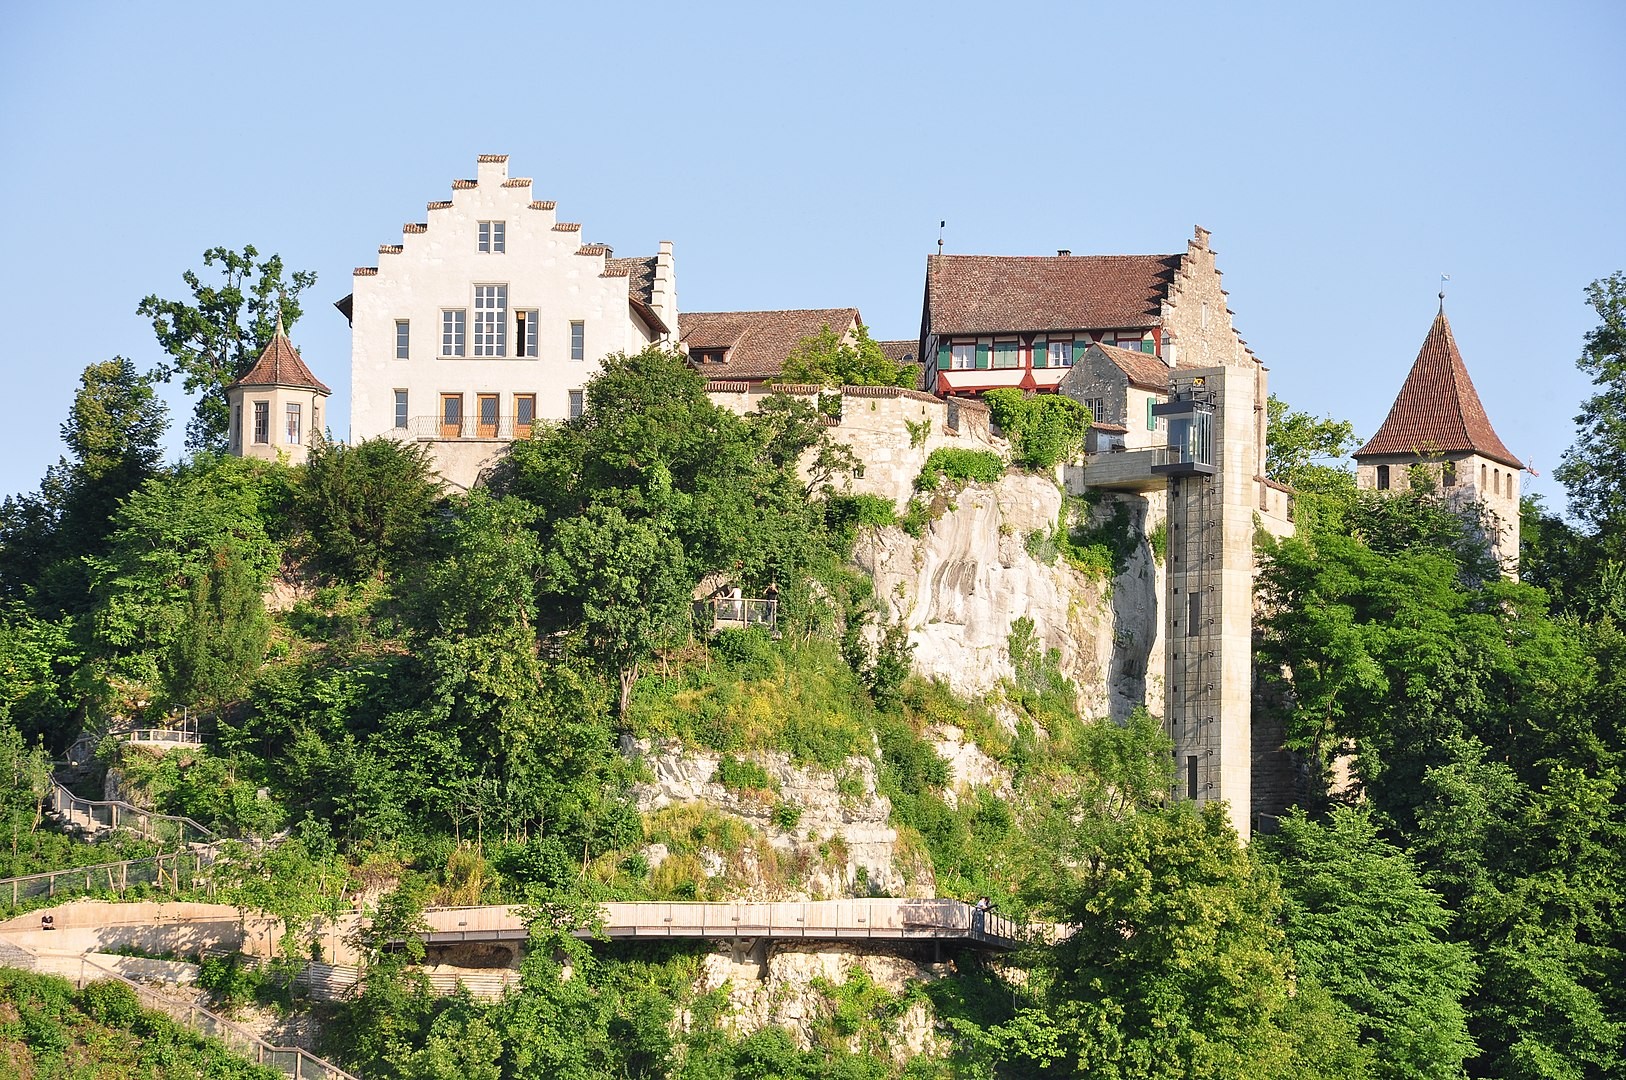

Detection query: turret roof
(1353, 311), (1520, 469)
(228, 316), (332, 395)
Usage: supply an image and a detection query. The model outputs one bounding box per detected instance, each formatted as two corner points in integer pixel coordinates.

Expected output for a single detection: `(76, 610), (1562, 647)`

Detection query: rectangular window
(231, 404), (241, 451)
(568, 389), (585, 419)
(991, 340), (1020, 369)
(253, 401), (269, 444)
(440, 393), (463, 438)
(478, 221), (505, 253)
(950, 342), (976, 370)
(1084, 397), (1105, 423)
(570, 320), (585, 361)
(441, 309), (466, 356)
(1377, 464), (1391, 490)
(474, 285), (508, 356)
(1048, 339), (1073, 368)
(1186, 756), (1199, 800)
(1187, 592), (1202, 637)
(516, 310), (538, 357)
(394, 390), (409, 429)
(515, 393), (536, 438)
(285, 403), (302, 445)
(477, 393), (499, 438)
(395, 320), (410, 359)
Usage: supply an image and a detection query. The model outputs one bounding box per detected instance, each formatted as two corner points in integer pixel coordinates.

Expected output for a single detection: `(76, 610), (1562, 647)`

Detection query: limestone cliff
(854, 472), (1165, 722)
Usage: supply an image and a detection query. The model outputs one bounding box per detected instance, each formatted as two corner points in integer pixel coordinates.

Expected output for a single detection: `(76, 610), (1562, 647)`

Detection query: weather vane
(1438, 273), (1450, 312)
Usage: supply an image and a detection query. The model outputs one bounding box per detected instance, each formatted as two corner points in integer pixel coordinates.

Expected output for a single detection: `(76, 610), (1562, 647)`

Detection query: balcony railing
(694, 597), (778, 632)
(398, 415), (545, 441)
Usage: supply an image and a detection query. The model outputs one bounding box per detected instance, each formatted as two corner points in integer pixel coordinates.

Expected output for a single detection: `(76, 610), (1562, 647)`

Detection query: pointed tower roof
(1353, 311), (1521, 470)
(228, 313), (332, 395)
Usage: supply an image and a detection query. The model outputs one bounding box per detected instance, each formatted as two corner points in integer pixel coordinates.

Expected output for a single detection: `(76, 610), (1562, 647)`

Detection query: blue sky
(1, 1), (1621, 511)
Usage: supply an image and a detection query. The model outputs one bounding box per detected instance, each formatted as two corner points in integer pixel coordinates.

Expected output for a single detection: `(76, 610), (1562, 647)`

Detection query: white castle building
(338, 154), (677, 490)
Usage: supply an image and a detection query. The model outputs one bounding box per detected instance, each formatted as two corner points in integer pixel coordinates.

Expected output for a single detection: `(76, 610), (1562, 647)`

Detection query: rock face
(624, 737), (934, 899)
(853, 472), (1164, 721)
(693, 941), (948, 1061)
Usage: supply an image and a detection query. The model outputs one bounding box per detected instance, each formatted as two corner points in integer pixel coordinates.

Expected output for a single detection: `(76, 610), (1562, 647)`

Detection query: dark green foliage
(0, 967), (280, 1077)
(164, 542), (270, 711)
(298, 436), (443, 580)
(1555, 271), (1626, 550)
(778, 323), (917, 388)
(138, 244), (316, 452)
(982, 389), (1092, 471)
(915, 448), (1004, 491)
(715, 755), (776, 794)
(1258, 808), (1476, 1080)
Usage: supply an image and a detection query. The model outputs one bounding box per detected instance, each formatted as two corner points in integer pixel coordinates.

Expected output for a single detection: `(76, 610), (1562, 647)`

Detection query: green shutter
(1031, 336), (1046, 368)
(937, 341), (951, 369)
(1147, 398), (1155, 430)
(975, 342), (990, 370)
(1072, 339), (1087, 365)
(1142, 337), (1155, 354)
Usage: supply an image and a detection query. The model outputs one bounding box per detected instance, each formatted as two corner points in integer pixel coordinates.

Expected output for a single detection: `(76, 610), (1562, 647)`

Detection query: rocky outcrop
(853, 472), (1164, 721)
(624, 737), (933, 898)
(693, 941), (948, 1061)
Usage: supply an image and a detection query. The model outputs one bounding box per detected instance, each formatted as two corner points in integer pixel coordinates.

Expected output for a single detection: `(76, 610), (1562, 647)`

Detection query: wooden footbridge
(420, 898), (1022, 951)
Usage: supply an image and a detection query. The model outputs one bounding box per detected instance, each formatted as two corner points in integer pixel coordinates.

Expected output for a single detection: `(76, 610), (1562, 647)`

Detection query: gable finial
(938, 220), (946, 253)
(1438, 273), (1450, 313)
(274, 287), (287, 338)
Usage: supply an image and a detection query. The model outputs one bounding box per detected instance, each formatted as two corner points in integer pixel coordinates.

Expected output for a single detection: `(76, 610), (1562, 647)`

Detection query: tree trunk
(618, 664), (638, 724)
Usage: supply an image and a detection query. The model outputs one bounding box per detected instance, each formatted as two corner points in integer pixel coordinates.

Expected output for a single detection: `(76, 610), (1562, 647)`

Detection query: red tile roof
(553, 222), (581, 232)
(477, 154), (508, 163)
(577, 243), (611, 256)
(1095, 342), (1173, 392)
(604, 256), (658, 306)
(1353, 312), (1522, 469)
(501, 178), (532, 187)
(529, 200), (557, 211)
(452, 179), (477, 190)
(876, 339), (918, 364)
(228, 323), (331, 395)
(679, 308), (860, 380)
(927, 253), (1181, 335)
(403, 223), (427, 234)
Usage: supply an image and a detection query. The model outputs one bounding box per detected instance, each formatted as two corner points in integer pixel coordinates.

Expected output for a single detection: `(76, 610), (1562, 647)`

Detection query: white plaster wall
(230, 384), (326, 466)
(349, 156), (667, 445)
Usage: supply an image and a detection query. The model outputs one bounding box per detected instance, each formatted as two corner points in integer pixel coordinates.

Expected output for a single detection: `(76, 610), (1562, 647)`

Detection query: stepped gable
(1353, 311), (1521, 469)
(679, 308), (860, 380)
(1096, 342), (1172, 391)
(927, 253), (1181, 335)
(228, 316), (331, 395)
(604, 255), (658, 305)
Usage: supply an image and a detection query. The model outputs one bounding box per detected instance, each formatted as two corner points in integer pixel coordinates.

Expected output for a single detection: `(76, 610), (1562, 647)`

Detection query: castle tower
(226, 314), (332, 466)
(1352, 311), (1522, 573)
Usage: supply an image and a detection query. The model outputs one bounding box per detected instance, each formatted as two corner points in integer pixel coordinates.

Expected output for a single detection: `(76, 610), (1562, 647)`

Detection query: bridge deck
(420, 899), (1020, 951)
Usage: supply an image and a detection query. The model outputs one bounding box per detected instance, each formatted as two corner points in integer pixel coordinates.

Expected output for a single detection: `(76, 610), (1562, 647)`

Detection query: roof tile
(928, 253), (1181, 335)
(1353, 312), (1522, 469)
(679, 308), (861, 380)
(1095, 342), (1172, 392)
(229, 326), (331, 395)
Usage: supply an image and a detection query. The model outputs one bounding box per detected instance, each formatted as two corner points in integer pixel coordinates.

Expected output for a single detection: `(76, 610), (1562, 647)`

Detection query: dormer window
(478, 221), (505, 253)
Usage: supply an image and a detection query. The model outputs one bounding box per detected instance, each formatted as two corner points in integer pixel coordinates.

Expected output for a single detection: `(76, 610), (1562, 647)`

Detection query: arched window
(1494, 469), (1501, 495)
(1376, 465), (1390, 490)
(1442, 461), (1457, 487)
(1481, 463), (1488, 489)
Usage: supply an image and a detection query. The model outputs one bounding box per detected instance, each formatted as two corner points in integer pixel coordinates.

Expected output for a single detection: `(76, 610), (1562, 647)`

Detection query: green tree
(1555, 272), (1626, 550)
(983, 389), (1092, 470)
(1258, 808), (1476, 1080)
(778, 323), (917, 388)
(163, 542), (271, 712)
(138, 245), (316, 451)
(0, 719), (54, 861)
(1265, 395), (1358, 497)
(298, 436), (443, 580)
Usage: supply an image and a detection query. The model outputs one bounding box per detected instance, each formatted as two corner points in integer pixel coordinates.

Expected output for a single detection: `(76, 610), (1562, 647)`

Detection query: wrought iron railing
(397, 415), (545, 440)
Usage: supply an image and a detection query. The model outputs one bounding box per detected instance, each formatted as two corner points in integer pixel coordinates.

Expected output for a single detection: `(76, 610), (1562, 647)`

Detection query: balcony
(1083, 445), (1216, 491)
(695, 596), (778, 632)
(398, 415), (540, 441)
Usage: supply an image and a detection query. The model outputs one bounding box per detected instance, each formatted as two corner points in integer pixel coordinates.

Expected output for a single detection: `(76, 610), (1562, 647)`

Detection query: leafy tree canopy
(1555, 271), (1626, 549)
(983, 389), (1091, 471)
(778, 323), (917, 388)
(1265, 394), (1358, 497)
(138, 245), (316, 452)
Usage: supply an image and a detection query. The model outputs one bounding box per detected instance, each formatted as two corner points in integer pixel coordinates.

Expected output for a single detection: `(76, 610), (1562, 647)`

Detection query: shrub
(983, 389), (1092, 470)
(915, 449), (1004, 491)
(899, 498), (931, 538)
(716, 755), (777, 795)
(771, 802), (802, 830)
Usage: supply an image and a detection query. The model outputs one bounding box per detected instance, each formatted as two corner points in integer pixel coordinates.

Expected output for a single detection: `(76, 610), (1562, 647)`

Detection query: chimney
(651, 241), (677, 343)
(1057, 249), (1072, 256)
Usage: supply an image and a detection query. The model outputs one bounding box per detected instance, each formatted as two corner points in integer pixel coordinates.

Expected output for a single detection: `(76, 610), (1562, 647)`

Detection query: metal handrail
(0, 850), (217, 910)
(48, 780), (218, 845)
(398, 414), (543, 441)
(694, 597), (778, 631)
(67, 951), (361, 1080)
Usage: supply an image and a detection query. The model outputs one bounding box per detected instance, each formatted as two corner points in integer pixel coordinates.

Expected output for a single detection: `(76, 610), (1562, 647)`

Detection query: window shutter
(975, 342), (990, 370)
(1142, 337), (1155, 354)
(1072, 339), (1087, 365)
(1147, 397), (1155, 430)
(937, 341), (951, 369)
(1031, 336), (1046, 368)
